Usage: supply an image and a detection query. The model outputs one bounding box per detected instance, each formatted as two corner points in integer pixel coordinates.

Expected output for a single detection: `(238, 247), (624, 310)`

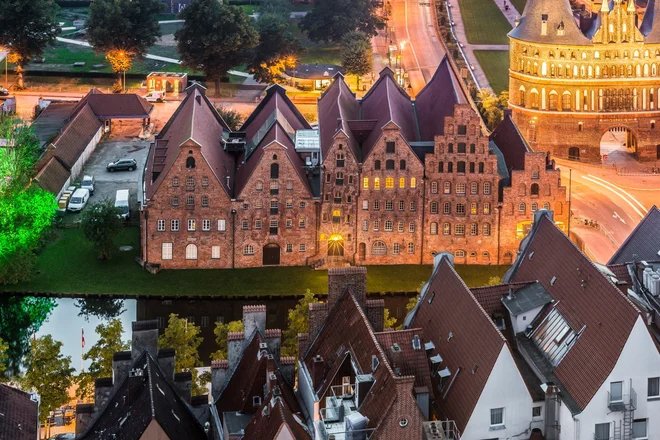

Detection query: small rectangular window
(201, 316), (209, 327)
(490, 408), (504, 426)
(286, 243), (293, 252)
(386, 141), (395, 153)
(161, 243), (173, 260)
(532, 407), (541, 418)
(648, 377), (659, 398)
(202, 219), (210, 231)
(157, 219), (165, 232)
(187, 219), (196, 232)
(171, 219), (179, 232)
(217, 219), (226, 231)
(299, 243), (307, 252)
(211, 246), (220, 259)
(632, 419), (647, 439)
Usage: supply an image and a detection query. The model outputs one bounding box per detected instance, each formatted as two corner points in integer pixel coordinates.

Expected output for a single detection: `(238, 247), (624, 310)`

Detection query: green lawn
(457, 0), (512, 44)
(2, 227), (509, 296)
(509, 0), (526, 14)
(474, 50), (510, 94)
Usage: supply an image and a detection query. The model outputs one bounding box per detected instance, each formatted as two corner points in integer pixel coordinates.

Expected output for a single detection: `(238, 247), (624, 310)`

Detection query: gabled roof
(317, 73), (360, 160)
(641, 0), (660, 42)
(508, 0), (592, 45)
(35, 156), (70, 195)
(145, 85), (233, 199)
(71, 89), (152, 120)
(409, 257), (508, 431)
(0, 383), (38, 440)
(489, 112), (531, 171)
(608, 205), (660, 264)
(505, 213), (641, 412)
(31, 102), (77, 148)
(79, 351), (207, 440)
(50, 104), (102, 170)
(374, 329), (434, 393)
(242, 384), (311, 440)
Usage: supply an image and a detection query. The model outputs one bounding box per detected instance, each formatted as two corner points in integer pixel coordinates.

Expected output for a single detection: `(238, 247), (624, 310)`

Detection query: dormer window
(541, 15), (548, 36)
(371, 355), (379, 372)
(556, 21), (565, 36)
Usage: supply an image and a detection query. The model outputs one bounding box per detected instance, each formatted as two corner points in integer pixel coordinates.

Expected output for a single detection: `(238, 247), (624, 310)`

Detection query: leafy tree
(487, 276), (502, 286)
(177, 1), (259, 95)
(214, 106), (247, 131)
(76, 319), (130, 400)
(81, 200), (122, 260)
(477, 89), (503, 130)
(259, 0), (292, 17)
(158, 314), (206, 395)
(282, 289), (318, 357)
(0, 296), (56, 376)
(0, 0), (60, 89)
(300, 0), (385, 43)
(249, 13), (302, 83)
(383, 308), (397, 329)
(406, 294), (419, 312)
(210, 320), (243, 361)
(75, 298), (126, 321)
(22, 335), (74, 424)
(340, 31), (373, 89)
(0, 337), (8, 378)
(498, 90), (509, 108)
(87, 0), (163, 88)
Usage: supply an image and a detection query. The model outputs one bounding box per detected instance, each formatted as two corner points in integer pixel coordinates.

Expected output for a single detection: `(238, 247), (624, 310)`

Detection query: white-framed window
(286, 180), (293, 190)
(187, 219), (196, 231)
(518, 203), (526, 213)
(299, 243), (307, 252)
(171, 219), (180, 232)
(483, 203), (491, 215)
(374, 220), (380, 231)
(217, 219), (226, 231)
(373, 241), (386, 255)
(286, 199), (293, 208)
(443, 223), (450, 235)
(456, 183), (466, 194)
(299, 217), (306, 228)
(648, 377), (660, 398)
(398, 221), (404, 233)
(595, 423), (610, 440)
(255, 219), (262, 229)
(455, 224), (465, 236)
(186, 195), (194, 207)
(299, 201), (306, 208)
(490, 407), (504, 428)
(286, 218), (293, 228)
(610, 381), (623, 402)
(455, 249), (465, 258)
(431, 181), (438, 194)
(241, 220), (249, 230)
(244, 245), (254, 255)
(186, 176), (195, 187)
(399, 200), (405, 211)
(286, 243), (293, 252)
(632, 419), (647, 440)
(408, 243), (414, 254)
(470, 223), (478, 236)
(532, 406), (541, 418)
(374, 200), (380, 210)
(157, 219), (165, 232)
(470, 182), (478, 194)
(363, 200), (369, 210)
(211, 246), (220, 259)
(430, 222), (438, 235)
(443, 182), (451, 194)
(483, 223), (491, 236)
(202, 219), (211, 231)
(410, 201), (416, 211)
(185, 244), (198, 260)
(385, 200), (393, 211)
(409, 222), (415, 233)
(385, 220), (393, 231)
(443, 202), (451, 215)
(161, 243), (173, 260)
(362, 220), (368, 231)
(393, 243), (400, 254)
(484, 182), (492, 195)
(201, 196), (209, 207)
(431, 202), (438, 214)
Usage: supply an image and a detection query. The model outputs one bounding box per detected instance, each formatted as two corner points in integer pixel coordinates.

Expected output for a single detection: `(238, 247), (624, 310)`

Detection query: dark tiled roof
(35, 156), (70, 195)
(0, 384), (38, 440)
(72, 89), (152, 119)
(608, 263), (633, 288)
(242, 386), (311, 440)
(31, 102), (77, 148)
(51, 104), (102, 170)
(641, 0), (660, 41)
(508, 0), (592, 45)
(317, 73), (360, 159)
(375, 329), (434, 393)
(79, 351), (207, 440)
(506, 214), (641, 412)
(490, 113), (531, 171)
(608, 206), (660, 264)
(502, 282), (553, 315)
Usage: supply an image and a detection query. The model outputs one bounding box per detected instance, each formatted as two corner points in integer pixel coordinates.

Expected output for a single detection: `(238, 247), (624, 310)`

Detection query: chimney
(389, 343), (403, 374)
(174, 371), (192, 403)
(265, 356), (277, 395)
(366, 299), (385, 332)
(211, 359), (229, 400)
(227, 332), (244, 371)
(75, 403), (94, 437)
(308, 302), (328, 341)
(264, 329), (282, 361)
(131, 320), (159, 360)
(280, 356), (296, 385)
(328, 267), (367, 308)
(507, 287), (514, 301)
(243, 305), (267, 339)
(312, 355), (325, 388)
(297, 333), (310, 360)
(112, 351), (132, 385)
(94, 377), (113, 412)
(157, 348), (175, 381)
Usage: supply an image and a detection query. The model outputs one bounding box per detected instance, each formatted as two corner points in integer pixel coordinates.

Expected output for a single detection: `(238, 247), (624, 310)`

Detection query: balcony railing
(607, 388), (636, 412)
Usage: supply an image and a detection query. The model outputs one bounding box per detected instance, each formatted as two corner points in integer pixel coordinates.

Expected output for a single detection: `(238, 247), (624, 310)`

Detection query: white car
(80, 175), (95, 195)
(143, 91), (165, 103)
(67, 188), (90, 212)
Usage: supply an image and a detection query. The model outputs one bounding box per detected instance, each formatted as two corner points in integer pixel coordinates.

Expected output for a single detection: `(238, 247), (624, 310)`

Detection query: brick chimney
(75, 403), (94, 437)
(311, 354), (326, 389)
(227, 332), (244, 371)
(366, 299), (385, 332)
(112, 351), (131, 385)
(174, 371), (192, 403)
(264, 329), (281, 361)
(308, 302), (328, 342)
(328, 267), (367, 308)
(94, 377), (113, 412)
(157, 348), (175, 381)
(243, 305), (267, 339)
(211, 359), (229, 400)
(297, 333), (310, 360)
(280, 356), (296, 385)
(131, 320), (159, 360)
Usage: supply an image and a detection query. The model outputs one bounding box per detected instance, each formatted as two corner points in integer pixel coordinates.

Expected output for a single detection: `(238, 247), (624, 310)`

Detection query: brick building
(141, 58), (567, 270)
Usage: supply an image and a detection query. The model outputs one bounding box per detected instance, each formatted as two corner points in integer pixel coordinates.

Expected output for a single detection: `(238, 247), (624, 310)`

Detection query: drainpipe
(231, 209), (236, 268)
(497, 205), (502, 265)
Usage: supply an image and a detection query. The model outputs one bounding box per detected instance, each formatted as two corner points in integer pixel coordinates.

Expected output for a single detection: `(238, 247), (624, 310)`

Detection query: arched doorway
(600, 127), (637, 160)
(263, 244), (280, 266)
(358, 243), (366, 261)
(328, 234), (344, 257)
(503, 251), (514, 265)
(568, 147), (580, 161)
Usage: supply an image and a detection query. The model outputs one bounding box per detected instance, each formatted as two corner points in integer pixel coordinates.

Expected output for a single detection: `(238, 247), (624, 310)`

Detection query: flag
(82, 328), (85, 349)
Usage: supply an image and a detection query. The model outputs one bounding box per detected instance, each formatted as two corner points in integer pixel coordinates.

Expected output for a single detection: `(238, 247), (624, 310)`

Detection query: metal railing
(607, 388), (637, 412)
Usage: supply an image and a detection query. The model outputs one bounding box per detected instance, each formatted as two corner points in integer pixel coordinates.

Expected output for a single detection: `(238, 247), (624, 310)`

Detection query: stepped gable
(317, 72), (360, 159)
(506, 213), (641, 411)
(608, 205), (660, 264)
(145, 84), (233, 199)
(508, 0), (592, 45)
(489, 112), (531, 171)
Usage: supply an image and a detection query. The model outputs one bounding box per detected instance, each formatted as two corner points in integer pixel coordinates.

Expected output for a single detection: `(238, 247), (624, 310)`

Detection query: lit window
(444, 182), (451, 194)
(483, 203), (491, 215)
(185, 244), (198, 260)
(188, 219), (196, 231)
(456, 183), (466, 194)
(399, 177), (405, 188)
(363, 178), (369, 189)
(470, 202), (477, 215)
(211, 246), (220, 259)
(363, 200), (369, 210)
(483, 223), (491, 236)
(443, 223), (451, 235)
(430, 222), (438, 235)
(386, 177), (394, 189)
(374, 178), (381, 190)
(410, 178), (417, 188)
(286, 199), (293, 208)
(161, 243), (173, 260)
(157, 219), (165, 232)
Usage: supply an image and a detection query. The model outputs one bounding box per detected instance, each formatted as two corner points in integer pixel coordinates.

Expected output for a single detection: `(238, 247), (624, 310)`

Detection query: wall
(512, 304), (545, 335)
(70, 127), (102, 182)
(139, 419), (171, 440)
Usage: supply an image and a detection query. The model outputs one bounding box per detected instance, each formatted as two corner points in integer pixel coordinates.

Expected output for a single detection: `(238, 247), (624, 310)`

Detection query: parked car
(80, 175), (95, 194)
(107, 158), (137, 172)
(0, 85), (8, 96)
(67, 188), (90, 212)
(115, 189), (130, 220)
(143, 91), (165, 102)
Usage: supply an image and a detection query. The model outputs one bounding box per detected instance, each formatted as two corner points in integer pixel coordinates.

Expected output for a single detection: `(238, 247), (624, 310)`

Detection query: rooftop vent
(424, 341), (435, 351)
(438, 367), (451, 378)
(430, 354), (443, 364)
(551, 276), (557, 286)
(412, 335), (421, 350)
(472, 364), (479, 374)
(391, 343), (402, 353)
(447, 331), (453, 342)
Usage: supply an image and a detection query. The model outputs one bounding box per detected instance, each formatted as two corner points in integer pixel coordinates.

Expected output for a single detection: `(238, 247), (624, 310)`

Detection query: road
(389, 0), (445, 93)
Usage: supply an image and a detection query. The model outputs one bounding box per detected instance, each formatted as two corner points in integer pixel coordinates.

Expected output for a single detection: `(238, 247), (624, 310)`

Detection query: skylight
(531, 308), (577, 367)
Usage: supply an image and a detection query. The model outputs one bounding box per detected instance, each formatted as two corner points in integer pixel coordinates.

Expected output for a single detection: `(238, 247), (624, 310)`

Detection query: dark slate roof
(641, 0), (660, 41)
(317, 73), (360, 160)
(0, 384), (38, 440)
(51, 104), (102, 170)
(490, 112), (531, 171)
(31, 102), (77, 148)
(79, 351), (207, 440)
(35, 156), (71, 195)
(502, 281), (553, 315)
(505, 213), (641, 412)
(508, 0), (592, 45)
(72, 89), (152, 119)
(608, 206), (660, 264)
(242, 385), (311, 440)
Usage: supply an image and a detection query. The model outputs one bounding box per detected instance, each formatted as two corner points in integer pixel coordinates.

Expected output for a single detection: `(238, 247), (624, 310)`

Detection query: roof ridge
(608, 205), (660, 264)
(147, 351), (156, 419)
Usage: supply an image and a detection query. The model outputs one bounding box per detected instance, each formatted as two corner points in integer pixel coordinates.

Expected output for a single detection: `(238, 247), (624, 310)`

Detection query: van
(143, 91), (165, 103)
(67, 188), (90, 212)
(115, 189), (130, 220)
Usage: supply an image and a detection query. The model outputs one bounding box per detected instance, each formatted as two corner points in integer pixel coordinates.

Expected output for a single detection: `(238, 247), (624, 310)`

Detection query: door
(263, 244), (280, 266)
(657, 144), (660, 159)
(568, 147), (580, 160)
(358, 243), (366, 261)
(328, 238), (344, 257)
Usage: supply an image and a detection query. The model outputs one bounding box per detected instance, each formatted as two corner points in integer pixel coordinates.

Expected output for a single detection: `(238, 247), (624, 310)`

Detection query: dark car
(107, 158), (137, 172)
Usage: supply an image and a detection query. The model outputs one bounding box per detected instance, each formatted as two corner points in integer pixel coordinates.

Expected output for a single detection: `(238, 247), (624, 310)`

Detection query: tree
(0, 0), (60, 89)
(76, 319), (130, 400)
(80, 200), (122, 260)
(383, 308), (397, 329)
(177, 1), (259, 95)
(210, 320), (243, 361)
(259, 0), (292, 17)
(0, 337), (8, 378)
(487, 276), (502, 286)
(249, 13), (302, 83)
(87, 0), (163, 90)
(340, 31), (373, 89)
(22, 335), (74, 425)
(281, 289), (318, 357)
(300, 0), (385, 43)
(75, 298), (126, 322)
(158, 314), (206, 395)
(214, 106), (247, 131)
(477, 89), (503, 130)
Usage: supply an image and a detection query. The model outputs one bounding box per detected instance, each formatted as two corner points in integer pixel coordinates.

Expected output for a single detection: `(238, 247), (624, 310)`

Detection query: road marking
(404, 0), (424, 79)
(581, 176), (645, 219)
(586, 174), (648, 213)
(613, 212), (626, 224)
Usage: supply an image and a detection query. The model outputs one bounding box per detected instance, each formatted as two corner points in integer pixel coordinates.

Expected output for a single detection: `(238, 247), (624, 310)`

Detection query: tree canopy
(249, 13), (302, 83)
(210, 320), (243, 361)
(281, 289), (318, 357)
(300, 0), (386, 43)
(0, 337), (8, 378)
(177, 1), (259, 94)
(158, 314), (206, 395)
(81, 200), (123, 260)
(0, 0), (60, 88)
(22, 335), (74, 423)
(214, 106), (246, 132)
(340, 31), (373, 88)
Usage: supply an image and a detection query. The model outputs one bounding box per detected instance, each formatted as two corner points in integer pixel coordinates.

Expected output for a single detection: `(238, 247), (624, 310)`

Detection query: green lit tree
(76, 319), (130, 400)
(158, 314), (206, 395)
(281, 289), (319, 357)
(249, 13), (302, 83)
(340, 30), (373, 89)
(22, 335), (74, 424)
(0, 337), (8, 378)
(81, 200), (122, 260)
(176, 1), (259, 95)
(300, 0), (385, 43)
(210, 320), (243, 360)
(0, 0), (60, 89)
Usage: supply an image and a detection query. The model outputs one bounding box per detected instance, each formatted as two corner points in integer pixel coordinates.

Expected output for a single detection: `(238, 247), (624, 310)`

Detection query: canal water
(33, 293), (416, 371)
